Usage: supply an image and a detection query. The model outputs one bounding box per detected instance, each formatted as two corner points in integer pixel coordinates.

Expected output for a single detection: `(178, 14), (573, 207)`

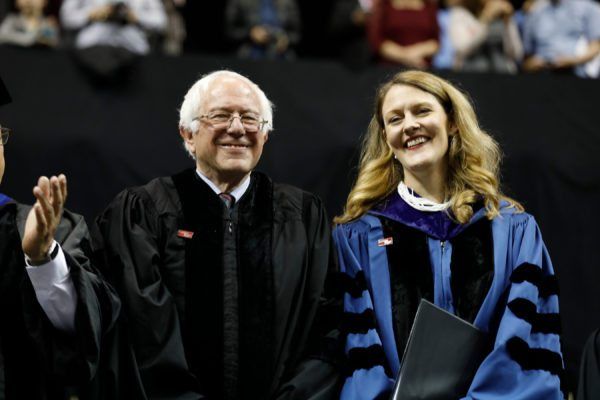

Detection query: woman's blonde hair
(335, 70), (523, 224)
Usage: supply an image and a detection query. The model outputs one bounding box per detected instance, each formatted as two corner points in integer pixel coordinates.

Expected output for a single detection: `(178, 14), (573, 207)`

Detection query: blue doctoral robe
(333, 194), (563, 400)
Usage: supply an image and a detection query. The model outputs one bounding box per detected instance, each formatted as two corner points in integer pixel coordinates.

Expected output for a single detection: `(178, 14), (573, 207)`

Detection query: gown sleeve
(462, 214), (563, 399)
(16, 205), (121, 385)
(92, 187), (203, 399)
(333, 221), (394, 400)
(274, 194), (343, 399)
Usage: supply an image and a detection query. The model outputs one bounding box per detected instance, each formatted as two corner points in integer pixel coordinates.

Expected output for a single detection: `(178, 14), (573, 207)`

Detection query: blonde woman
(334, 70), (563, 399)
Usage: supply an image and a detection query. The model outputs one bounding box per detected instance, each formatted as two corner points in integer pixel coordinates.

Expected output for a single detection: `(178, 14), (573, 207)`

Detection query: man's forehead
(202, 76), (260, 110)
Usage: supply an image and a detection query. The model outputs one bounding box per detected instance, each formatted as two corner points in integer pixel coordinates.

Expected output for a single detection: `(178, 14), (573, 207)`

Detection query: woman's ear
(448, 121), (458, 137)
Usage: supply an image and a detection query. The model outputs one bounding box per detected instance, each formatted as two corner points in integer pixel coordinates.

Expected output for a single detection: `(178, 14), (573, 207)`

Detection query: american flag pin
(377, 237), (393, 247)
(177, 229), (194, 239)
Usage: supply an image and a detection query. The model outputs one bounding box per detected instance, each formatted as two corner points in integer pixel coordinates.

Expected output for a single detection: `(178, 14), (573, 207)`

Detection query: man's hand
(22, 175), (67, 264)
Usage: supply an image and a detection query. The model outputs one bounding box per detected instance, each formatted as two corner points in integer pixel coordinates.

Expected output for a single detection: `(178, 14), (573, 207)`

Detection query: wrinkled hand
(22, 175), (67, 263)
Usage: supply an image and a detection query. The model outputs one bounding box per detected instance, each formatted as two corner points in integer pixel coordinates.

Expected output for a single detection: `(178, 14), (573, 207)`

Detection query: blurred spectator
(431, 6), (454, 69)
(161, 0), (185, 55)
(0, 0), (59, 48)
(522, 0), (600, 78)
(225, 0), (301, 60)
(448, 0), (523, 73)
(367, 0), (439, 68)
(60, 0), (166, 55)
(60, 0), (166, 81)
(330, 0), (372, 67)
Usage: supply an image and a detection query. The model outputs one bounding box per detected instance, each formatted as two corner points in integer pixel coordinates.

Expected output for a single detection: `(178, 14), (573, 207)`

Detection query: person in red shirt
(367, 0), (439, 67)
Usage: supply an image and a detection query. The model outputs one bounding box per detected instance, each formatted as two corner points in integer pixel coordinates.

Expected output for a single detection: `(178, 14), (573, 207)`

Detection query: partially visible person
(334, 70), (563, 399)
(329, 0), (372, 67)
(577, 329), (600, 400)
(160, 0), (185, 56)
(367, 0), (439, 68)
(0, 0), (59, 48)
(0, 76), (120, 399)
(225, 0), (301, 60)
(448, 0), (522, 73)
(60, 0), (166, 55)
(60, 0), (166, 80)
(522, 0), (600, 78)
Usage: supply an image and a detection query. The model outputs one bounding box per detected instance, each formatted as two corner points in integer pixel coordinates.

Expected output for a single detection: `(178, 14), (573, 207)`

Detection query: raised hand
(22, 175), (67, 264)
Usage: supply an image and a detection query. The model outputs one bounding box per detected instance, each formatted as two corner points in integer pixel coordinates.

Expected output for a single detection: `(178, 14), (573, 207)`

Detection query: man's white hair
(179, 70), (274, 158)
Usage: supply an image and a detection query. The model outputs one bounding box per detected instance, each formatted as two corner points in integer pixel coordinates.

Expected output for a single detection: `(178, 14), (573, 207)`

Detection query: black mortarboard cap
(0, 75), (12, 106)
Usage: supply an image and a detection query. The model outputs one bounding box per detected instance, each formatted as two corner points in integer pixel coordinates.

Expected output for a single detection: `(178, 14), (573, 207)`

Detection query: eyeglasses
(196, 111), (268, 133)
(0, 126), (11, 145)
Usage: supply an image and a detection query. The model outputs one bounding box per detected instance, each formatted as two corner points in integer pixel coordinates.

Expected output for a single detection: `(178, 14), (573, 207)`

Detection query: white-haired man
(94, 70), (341, 399)
(0, 76), (120, 399)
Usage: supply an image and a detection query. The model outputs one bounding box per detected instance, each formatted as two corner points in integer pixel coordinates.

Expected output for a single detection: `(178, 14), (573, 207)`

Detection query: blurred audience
(60, 0), (166, 55)
(225, 0), (301, 60)
(367, 0), (439, 68)
(161, 0), (185, 56)
(448, 0), (522, 73)
(522, 0), (600, 78)
(2, 0), (600, 80)
(0, 0), (59, 48)
(59, 0), (166, 81)
(329, 0), (372, 67)
(431, 5), (454, 69)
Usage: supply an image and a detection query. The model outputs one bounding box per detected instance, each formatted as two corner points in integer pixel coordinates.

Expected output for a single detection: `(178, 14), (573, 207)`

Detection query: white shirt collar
(195, 169), (251, 201)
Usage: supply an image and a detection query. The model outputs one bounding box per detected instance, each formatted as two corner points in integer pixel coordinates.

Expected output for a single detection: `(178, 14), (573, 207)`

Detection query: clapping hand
(22, 175), (67, 264)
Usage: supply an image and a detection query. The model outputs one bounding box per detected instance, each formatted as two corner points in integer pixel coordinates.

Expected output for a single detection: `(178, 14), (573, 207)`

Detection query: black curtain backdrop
(1, 46), (599, 391)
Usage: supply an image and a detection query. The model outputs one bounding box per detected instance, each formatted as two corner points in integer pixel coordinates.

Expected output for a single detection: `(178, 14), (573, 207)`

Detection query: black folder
(390, 299), (491, 400)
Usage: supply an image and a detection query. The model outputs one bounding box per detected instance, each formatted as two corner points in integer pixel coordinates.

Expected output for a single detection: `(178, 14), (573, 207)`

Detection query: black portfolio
(390, 299), (491, 400)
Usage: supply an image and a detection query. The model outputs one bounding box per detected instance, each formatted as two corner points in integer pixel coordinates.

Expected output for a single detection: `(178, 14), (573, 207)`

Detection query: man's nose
(227, 115), (245, 135)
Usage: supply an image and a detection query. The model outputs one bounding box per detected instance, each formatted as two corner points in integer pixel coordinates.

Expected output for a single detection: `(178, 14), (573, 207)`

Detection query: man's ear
(179, 127), (195, 154)
(263, 131), (269, 143)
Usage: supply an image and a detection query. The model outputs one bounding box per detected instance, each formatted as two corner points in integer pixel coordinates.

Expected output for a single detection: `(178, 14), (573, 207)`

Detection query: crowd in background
(0, 0), (599, 78)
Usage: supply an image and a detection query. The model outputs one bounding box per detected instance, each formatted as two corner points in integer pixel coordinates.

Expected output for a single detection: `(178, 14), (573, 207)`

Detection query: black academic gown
(93, 169), (342, 400)
(0, 201), (120, 400)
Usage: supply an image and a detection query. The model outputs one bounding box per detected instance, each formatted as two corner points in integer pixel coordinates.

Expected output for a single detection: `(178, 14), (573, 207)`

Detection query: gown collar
(369, 191), (488, 241)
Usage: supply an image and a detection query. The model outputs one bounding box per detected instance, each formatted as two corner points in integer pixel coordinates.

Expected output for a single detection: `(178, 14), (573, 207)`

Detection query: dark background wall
(1, 46), (599, 390)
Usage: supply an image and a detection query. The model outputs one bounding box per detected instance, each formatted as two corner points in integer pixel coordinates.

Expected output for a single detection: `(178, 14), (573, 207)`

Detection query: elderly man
(94, 70), (341, 399)
(0, 77), (119, 398)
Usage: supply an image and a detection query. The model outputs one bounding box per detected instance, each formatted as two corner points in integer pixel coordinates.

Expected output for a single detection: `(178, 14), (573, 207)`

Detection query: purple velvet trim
(370, 191), (473, 241)
(0, 193), (13, 207)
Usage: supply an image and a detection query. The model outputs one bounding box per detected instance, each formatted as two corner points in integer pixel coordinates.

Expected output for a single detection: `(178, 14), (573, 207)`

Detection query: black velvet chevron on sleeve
(506, 337), (563, 376)
(510, 263), (560, 298)
(337, 271), (368, 298)
(507, 298), (562, 334)
(341, 309), (377, 335)
(345, 344), (391, 377)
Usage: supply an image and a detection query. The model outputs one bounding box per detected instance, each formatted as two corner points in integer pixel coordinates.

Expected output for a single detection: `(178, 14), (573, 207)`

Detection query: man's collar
(195, 170), (251, 200)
